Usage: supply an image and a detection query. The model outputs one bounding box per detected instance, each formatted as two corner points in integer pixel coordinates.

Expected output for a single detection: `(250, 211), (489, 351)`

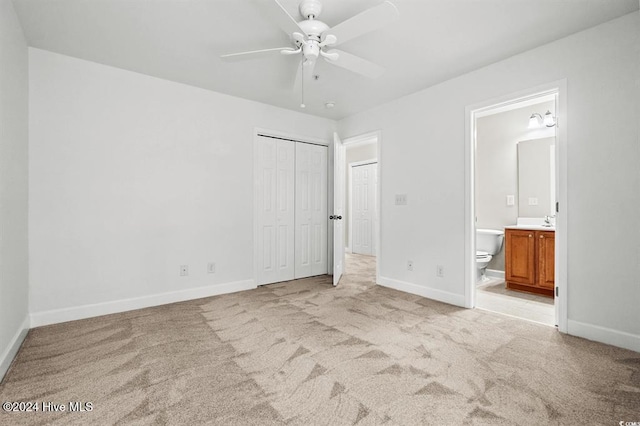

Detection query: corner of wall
(0, 0), (31, 384)
(0, 316), (30, 383)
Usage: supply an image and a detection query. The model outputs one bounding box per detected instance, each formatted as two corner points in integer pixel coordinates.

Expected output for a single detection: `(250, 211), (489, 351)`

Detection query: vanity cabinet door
(537, 231), (555, 289)
(505, 229), (536, 286)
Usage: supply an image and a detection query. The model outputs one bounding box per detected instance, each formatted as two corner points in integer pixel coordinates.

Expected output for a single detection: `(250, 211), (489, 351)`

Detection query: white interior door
(352, 163), (376, 255)
(372, 165), (378, 256)
(332, 133), (345, 286)
(257, 137), (295, 285)
(295, 143), (328, 279)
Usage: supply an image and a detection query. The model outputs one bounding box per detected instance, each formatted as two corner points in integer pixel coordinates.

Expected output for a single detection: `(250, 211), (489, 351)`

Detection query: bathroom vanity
(504, 226), (555, 297)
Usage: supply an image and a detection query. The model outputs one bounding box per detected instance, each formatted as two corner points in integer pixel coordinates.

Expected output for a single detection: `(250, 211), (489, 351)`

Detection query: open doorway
(465, 83), (567, 331)
(342, 132), (380, 283)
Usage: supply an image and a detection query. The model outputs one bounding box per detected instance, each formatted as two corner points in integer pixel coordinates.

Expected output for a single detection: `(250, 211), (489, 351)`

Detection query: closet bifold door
(257, 137), (295, 285)
(295, 143), (328, 279)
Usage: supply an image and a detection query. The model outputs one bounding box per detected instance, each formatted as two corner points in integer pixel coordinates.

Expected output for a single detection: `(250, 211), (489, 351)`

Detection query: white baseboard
(568, 319), (640, 353)
(378, 276), (465, 307)
(0, 315), (30, 382)
(485, 269), (505, 279)
(30, 279), (256, 328)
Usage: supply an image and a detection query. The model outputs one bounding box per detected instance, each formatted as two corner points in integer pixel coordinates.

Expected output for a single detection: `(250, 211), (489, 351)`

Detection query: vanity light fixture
(543, 110), (556, 127)
(528, 111), (557, 128)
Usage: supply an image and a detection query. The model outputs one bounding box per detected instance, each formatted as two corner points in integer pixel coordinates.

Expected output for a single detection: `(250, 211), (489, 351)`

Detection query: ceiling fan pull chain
(300, 57), (306, 108)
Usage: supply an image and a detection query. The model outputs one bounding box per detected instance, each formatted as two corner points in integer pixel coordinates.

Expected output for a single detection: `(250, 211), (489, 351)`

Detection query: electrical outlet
(180, 265), (188, 276)
(506, 195), (515, 206)
(207, 262), (216, 274)
(407, 260), (413, 271)
(436, 265), (444, 277)
(528, 197), (538, 206)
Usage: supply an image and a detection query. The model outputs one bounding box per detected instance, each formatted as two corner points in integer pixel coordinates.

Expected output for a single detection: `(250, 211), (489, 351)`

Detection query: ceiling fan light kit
(221, 0), (399, 108)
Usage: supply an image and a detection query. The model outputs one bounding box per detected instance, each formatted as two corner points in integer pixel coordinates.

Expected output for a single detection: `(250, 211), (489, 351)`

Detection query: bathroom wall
(476, 100), (555, 272)
(344, 143), (377, 248)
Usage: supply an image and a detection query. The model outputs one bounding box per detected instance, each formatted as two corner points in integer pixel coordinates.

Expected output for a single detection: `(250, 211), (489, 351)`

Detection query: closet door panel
(275, 140), (295, 282)
(295, 143), (312, 278)
(310, 144), (328, 276)
(257, 138), (277, 284)
(296, 143), (328, 278)
(257, 137), (295, 285)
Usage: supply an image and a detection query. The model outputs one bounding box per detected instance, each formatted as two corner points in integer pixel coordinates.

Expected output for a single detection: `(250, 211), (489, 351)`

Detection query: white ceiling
(13, 0), (638, 120)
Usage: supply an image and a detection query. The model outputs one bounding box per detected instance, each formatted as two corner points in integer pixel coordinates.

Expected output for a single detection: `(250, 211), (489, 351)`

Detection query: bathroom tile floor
(476, 278), (555, 326)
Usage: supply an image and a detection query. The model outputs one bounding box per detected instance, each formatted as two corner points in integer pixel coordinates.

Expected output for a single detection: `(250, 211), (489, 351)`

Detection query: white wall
(338, 12), (640, 348)
(28, 48), (335, 324)
(0, 0), (30, 379)
(476, 100), (555, 271)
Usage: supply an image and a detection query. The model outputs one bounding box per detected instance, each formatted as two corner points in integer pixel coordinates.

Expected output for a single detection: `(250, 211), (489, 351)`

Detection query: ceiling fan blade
(261, 0), (307, 39)
(322, 1), (399, 46)
(324, 49), (385, 79)
(221, 47), (296, 61)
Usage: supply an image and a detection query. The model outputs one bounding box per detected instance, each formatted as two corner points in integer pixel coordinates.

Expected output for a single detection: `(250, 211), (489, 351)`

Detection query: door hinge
(556, 202), (559, 213)
(555, 287), (559, 297)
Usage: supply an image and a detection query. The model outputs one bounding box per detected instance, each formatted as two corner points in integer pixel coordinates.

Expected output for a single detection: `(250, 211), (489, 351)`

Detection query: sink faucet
(544, 215), (555, 226)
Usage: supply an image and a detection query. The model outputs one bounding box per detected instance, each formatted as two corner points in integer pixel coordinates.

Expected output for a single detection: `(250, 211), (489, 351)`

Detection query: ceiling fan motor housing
(299, 0), (322, 19)
(297, 18), (329, 42)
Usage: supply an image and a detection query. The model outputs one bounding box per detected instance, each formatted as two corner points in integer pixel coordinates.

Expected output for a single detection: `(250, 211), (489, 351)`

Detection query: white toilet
(476, 229), (504, 283)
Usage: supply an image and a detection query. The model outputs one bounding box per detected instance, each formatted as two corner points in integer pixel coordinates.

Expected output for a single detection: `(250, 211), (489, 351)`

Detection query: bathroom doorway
(465, 83), (567, 331)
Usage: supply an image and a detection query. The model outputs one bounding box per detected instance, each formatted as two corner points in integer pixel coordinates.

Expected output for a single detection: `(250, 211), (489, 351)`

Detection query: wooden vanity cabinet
(537, 231), (555, 290)
(505, 228), (555, 297)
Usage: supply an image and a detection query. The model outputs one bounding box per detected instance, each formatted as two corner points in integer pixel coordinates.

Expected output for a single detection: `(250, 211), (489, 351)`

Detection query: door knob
(336, 216), (342, 220)
(329, 215), (335, 220)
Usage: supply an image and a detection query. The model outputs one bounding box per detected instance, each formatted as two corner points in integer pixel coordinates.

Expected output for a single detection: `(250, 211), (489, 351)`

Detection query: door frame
(348, 159), (378, 255)
(464, 80), (568, 333)
(341, 131), (382, 285)
(253, 128), (329, 286)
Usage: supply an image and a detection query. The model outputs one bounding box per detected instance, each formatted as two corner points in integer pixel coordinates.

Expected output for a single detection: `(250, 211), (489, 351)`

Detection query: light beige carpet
(1, 254), (638, 425)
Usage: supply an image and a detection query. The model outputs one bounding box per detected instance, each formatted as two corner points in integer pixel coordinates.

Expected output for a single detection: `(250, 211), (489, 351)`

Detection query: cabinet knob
(540, 235), (544, 239)
(529, 234), (532, 238)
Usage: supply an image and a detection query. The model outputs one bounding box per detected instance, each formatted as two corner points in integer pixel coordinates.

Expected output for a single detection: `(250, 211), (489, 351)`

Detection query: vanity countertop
(505, 225), (555, 232)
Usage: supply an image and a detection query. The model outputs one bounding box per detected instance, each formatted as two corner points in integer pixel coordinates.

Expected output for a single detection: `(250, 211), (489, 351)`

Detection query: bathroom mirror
(517, 137), (555, 217)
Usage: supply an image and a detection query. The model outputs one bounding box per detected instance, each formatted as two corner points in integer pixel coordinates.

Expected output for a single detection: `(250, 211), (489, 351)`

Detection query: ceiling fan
(221, 0), (399, 107)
